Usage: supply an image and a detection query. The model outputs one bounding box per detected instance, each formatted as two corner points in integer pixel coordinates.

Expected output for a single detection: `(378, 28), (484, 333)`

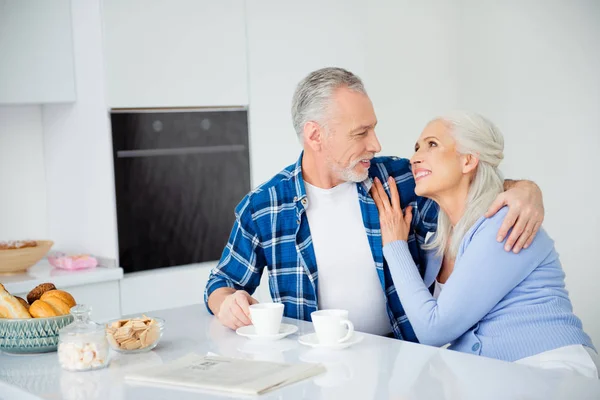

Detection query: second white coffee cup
(249, 303), (284, 336)
(311, 309), (354, 345)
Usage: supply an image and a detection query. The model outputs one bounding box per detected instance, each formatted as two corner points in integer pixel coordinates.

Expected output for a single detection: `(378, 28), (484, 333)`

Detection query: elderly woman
(371, 112), (598, 378)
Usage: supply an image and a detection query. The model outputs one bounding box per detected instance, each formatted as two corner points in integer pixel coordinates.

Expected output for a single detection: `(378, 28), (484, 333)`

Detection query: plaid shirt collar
(291, 152), (374, 206)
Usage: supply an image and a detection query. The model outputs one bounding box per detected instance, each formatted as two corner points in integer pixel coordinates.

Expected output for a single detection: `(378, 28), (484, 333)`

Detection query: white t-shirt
(304, 181), (392, 336)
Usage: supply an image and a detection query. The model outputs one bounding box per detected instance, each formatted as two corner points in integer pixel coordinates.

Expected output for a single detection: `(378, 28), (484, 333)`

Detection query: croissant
(0, 283), (32, 319)
(29, 297), (71, 318)
(40, 290), (76, 309)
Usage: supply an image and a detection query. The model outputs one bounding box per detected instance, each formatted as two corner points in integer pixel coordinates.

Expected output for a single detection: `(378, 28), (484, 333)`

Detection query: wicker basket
(0, 241), (54, 275)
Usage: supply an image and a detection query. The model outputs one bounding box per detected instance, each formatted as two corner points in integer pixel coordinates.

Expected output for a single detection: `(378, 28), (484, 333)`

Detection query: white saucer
(298, 332), (364, 350)
(236, 323), (299, 341)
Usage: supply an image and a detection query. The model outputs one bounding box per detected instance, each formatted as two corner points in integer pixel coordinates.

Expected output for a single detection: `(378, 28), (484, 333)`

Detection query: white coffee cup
(311, 309), (354, 345)
(249, 303), (284, 336)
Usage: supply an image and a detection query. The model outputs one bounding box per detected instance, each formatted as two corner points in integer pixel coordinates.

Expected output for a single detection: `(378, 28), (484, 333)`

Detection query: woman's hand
(371, 176), (413, 246)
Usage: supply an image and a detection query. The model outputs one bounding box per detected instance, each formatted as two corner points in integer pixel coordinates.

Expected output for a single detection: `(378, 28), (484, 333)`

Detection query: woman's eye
(428, 141), (437, 147)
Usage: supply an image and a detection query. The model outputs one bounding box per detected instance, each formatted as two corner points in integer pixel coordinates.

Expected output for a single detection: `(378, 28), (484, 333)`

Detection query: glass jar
(57, 304), (109, 371)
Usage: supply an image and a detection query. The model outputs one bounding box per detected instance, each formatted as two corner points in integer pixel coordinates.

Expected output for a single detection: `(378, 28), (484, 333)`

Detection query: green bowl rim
(0, 314), (74, 323)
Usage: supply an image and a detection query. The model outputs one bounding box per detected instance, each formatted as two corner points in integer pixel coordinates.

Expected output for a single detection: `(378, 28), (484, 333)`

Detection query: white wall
(245, 0), (369, 186)
(102, 0), (248, 108)
(364, 0), (460, 156)
(0, 106), (47, 240)
(42, 0), (118, 259)
(454, 0), (600, 346)
(246, 1), (600, 345)
(2, 1), (597, 344)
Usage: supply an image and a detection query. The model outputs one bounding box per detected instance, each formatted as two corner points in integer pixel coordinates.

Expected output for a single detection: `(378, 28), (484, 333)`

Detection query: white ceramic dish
(236, 323), (298, 341)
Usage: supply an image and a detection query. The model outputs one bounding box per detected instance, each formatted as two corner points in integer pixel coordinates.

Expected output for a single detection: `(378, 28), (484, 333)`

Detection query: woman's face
(410, 120), (470, 198)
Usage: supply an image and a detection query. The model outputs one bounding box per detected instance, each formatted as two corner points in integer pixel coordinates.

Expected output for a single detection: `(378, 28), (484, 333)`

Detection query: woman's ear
(462, 153), (479, 174)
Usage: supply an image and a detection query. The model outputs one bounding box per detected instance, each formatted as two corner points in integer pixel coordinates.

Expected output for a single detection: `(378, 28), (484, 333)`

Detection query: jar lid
(59, 304), (104, 338)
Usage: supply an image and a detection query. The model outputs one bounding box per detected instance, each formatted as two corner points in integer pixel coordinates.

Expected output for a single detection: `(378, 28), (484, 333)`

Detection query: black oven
(110, 108), (250, 273)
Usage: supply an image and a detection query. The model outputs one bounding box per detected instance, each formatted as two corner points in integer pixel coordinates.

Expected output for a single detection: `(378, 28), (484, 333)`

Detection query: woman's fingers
(387, 176), (402, 211)
(404, 205), (413, 226)
(371, 181), (384, 210)
(372, 177), (391, 212)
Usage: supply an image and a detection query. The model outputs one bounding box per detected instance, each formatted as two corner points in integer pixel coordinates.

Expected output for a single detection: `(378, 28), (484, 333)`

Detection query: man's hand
(213, 289), (259, 330)
(485, 180), (544, 253)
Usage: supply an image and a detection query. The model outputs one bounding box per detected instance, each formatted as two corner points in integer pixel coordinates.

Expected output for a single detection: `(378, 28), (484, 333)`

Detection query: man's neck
(301, 150), (344, 189)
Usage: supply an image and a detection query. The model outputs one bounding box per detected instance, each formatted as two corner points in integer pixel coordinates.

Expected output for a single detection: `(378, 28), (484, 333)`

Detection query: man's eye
(358, 131), (367, 136)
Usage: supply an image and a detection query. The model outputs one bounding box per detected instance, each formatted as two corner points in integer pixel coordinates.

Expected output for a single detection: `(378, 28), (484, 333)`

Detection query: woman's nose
(410, 154), (422, 166)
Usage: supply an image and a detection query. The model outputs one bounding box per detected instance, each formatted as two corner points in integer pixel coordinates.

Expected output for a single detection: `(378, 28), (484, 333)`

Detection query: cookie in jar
(58, 304), (109, 371)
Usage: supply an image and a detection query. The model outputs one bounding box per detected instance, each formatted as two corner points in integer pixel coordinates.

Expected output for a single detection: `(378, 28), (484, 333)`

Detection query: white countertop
(0, 304), (598, 399)
(0, 260), (123, 294)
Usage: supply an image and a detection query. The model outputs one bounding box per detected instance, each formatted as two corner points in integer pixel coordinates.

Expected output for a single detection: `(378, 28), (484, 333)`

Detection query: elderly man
(204, 67), (544, 341)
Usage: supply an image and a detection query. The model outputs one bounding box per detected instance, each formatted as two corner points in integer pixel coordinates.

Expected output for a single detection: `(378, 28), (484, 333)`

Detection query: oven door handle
(116, 144), (246, 158)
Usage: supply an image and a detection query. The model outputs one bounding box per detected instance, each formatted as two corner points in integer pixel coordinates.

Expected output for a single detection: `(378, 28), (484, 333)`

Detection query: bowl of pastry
(0, 282), (76, 354)
(0, 240), (54, 275)
(105, 315), (164, 353)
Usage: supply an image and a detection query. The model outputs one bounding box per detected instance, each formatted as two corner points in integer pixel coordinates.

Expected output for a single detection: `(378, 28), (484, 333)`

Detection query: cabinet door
(0, 0), (76, 104)
(102, 0), (248, 108)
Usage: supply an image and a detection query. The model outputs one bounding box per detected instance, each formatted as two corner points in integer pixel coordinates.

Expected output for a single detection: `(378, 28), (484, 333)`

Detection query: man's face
(321, 88), (382, 184)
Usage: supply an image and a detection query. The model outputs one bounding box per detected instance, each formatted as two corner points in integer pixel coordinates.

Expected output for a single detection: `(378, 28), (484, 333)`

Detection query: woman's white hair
(291, 67), (367, 139)
(423, 111), (505, 258)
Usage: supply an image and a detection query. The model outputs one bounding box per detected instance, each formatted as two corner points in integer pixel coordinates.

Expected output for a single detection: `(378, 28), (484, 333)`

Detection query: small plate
(298, 332), (364, 350)
(236, 323), (299, 341)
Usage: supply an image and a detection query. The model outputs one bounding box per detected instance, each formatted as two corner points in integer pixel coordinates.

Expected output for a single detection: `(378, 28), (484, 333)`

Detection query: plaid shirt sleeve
(204, 194), (267, 314)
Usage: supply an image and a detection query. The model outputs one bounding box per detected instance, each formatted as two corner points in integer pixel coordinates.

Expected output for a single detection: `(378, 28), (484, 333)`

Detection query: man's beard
(328, 156), (370, 183)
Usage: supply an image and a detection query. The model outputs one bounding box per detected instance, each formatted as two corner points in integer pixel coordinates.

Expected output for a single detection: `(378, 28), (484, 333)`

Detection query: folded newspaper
(124, 353), (326, 396)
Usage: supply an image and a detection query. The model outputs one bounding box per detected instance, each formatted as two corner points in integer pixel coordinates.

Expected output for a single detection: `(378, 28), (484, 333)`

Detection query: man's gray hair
(291, 67), (367, 137)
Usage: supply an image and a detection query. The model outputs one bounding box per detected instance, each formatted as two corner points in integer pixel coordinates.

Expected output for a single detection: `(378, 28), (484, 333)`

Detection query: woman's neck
(430, 181), (470, 227)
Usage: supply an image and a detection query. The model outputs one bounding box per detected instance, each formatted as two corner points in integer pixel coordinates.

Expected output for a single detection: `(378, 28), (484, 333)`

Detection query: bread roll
(15, 296), (29, 310)
(0, 285), (31, 319)
(30, 295), (71, 317)
(27, 283), (56, 304)
(29, 300), (59, 318)
(40, 290), (76, 309)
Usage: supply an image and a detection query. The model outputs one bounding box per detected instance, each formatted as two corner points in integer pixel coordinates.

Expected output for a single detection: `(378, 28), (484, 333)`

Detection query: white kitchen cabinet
(0, 0), (76, 104)
(102, 0), (248, 108)
(119, 262), (215, 316)
(119, 262), (272, 316)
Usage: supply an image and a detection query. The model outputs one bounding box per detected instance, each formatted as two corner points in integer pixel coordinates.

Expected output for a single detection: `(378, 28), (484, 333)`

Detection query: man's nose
(368, 131), (382, 154)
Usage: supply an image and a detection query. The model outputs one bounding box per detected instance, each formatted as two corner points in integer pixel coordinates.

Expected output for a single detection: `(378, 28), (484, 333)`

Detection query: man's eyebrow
(350, 122), (377, 134)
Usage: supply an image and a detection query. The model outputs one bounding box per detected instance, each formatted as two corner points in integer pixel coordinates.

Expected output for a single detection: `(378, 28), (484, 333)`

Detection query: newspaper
(124, 353), (326, 396)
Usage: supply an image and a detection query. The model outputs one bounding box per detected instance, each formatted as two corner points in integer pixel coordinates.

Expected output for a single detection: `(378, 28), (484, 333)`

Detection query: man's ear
(303, 121), (326, 151)
(462, 153), (479, 174)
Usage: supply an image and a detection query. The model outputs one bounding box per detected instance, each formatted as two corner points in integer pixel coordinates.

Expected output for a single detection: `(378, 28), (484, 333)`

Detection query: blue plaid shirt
(205, 153), (439, 341)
